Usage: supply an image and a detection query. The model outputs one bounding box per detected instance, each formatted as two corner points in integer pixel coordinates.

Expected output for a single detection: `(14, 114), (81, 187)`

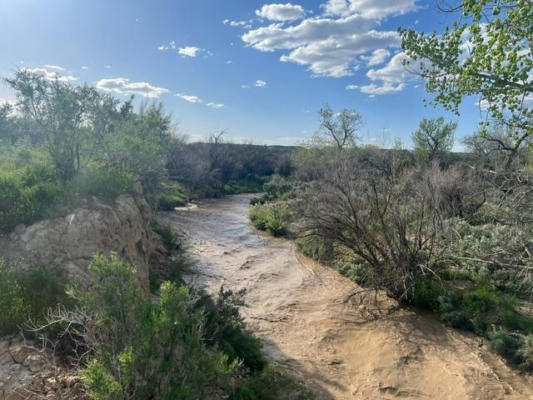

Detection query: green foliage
(296, 234), (333, 264)
(249, 204), (289, 237)
(152, 222), (181, 252)
(223, 176), (267, 195)
(73, 254), (308, 399)
(400, 0), (532, 138)
(75, 162), (135, 201)
(200, 287), (267, 373)
(0, 148), (61, 233)
(0, 259), (67, 335)
(157, 182), (187, 210)
(412, 117), (456, 164)
(408, 279), (447, 312)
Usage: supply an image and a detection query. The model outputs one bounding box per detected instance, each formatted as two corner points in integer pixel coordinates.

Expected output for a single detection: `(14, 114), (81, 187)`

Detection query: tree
(412, 117), (456, 164)
(315, 104), (362, 150)
(5, 70), (99, 180)
(400, 0), (532, 143)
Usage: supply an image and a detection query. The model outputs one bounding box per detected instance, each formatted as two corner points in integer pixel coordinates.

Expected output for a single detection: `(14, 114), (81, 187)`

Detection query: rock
(0, 194), (164, 293)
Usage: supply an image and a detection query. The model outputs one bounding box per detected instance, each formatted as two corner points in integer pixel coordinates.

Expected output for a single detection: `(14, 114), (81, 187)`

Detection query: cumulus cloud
(235, 0), (423, 89)
(178, 46), (201, 57)
(322, 0), (420, 19)
(255, 3), (305, 21)
(175, 93), (224, 109)
(362, 48), (390, 66)
(241, 13), (400, 77)
(96, 78), (169, 98)
(25, 66), (77, 82)
(255, 80), (267, 87)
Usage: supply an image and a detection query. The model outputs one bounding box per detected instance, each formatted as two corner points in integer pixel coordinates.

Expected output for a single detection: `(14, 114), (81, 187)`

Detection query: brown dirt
(160, 194), (533, 400)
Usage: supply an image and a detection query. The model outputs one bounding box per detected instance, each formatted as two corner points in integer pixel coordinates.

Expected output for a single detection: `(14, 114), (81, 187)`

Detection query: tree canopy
(400, 0), (532, 142)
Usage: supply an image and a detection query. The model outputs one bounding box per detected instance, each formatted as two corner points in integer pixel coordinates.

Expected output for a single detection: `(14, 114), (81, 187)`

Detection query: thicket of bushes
(253, 109), (533, 370)
(0, 259), (68, 335)
(0, 70), (172, 234)
(249, 204), (289, 237)
(20, 254), (311, 400)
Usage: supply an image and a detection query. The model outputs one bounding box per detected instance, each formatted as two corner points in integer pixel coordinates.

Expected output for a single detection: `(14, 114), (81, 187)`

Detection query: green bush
(157, 182), (187, 210)
(296, 234), (333, 263)
(222, 176), (267, 195)
(249, 204), (289, 237)
(0, 150), (62, 233)
(0, 259), (68, 336)
(75, 162), (134, 201)
(69, 254), (309, 399)
(152, 222), (181, 251)
(408, 279), (447, 312)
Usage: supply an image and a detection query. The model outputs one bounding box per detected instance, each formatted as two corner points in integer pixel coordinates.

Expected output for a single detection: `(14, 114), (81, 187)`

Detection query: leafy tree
(412, 117), (456, 164)
(400, 0), (532, 143)
(315, 104), (362, 150)
(0, 103), (17, 145)
(5, 70), (99, 180)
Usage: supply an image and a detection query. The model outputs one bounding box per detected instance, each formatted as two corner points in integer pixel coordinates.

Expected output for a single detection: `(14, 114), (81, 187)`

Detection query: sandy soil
(160, 194), (533, 400)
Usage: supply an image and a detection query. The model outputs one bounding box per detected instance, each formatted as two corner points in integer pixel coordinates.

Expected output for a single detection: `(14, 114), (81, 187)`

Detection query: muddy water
(160, 194), (533, 400)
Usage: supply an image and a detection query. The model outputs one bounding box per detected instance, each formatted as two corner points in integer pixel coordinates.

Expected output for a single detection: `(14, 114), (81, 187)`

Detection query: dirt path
(160, 194), (533, 400)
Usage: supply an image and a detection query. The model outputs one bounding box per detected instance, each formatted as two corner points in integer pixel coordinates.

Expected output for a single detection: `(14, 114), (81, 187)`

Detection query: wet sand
(160, 194), (533, 400)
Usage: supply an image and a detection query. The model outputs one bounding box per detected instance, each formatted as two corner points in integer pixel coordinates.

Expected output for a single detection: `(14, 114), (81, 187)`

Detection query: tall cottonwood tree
(400, 0), (532, 145)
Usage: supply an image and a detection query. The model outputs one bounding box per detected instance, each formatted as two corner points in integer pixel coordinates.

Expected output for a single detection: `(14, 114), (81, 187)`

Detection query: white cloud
(81, 66), (89, 70)
(43, 64), (65, 71)
(105, 65), (112, 69)
(176, 93), (202, 103)
(359, 82), (406, 95)
(178, 46), (201, 57)
(362, 48), (390, 66)
(96, 78), (169, 98)
(25, 67), (77, 82)
(322, 0), (420, 19)
(242, 14), (399, 77)
(241, 84), (250, 89)
(223, 19), (252, 28)
(345, 84), (358, 90)
(225, 60), (233, 64)
(175, 93), (225, 109)
(255, 80), (267, 87)
(158, 41), (176, 51)
(255, 3), (305, 21)
(366, 51), (419, 84)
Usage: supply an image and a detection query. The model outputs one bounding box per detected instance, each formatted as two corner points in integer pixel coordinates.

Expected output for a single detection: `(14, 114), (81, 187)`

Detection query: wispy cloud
(24, 66), (77, 82)
(254, 80), (267, 87)
(175, 93), (225, 109)
(176, 93), (202, 103)
(96, 78), (169, 98)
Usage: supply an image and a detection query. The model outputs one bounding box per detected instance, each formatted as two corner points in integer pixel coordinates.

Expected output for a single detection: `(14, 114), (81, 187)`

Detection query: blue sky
(0, 0), (484, 148)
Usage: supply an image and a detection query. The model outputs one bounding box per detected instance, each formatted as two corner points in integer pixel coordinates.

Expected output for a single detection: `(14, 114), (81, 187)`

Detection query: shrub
(249, 204), (289, 237)
(408, 279), (447, 312)
(152, 222), (181, 251)
(75, 162), (134, 201)
(157, 182), (187, 210)
(57, 254), (310, 399)
(0, 259), (68, 336)
(222, 176), (267, 195)
(0, 150), (62, 233)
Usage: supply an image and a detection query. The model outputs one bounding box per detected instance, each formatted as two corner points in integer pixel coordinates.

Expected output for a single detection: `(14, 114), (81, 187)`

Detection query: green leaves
(400, 0), (532, 142)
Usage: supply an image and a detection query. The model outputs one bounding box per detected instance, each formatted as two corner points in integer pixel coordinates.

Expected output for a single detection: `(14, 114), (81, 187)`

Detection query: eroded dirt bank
(160, 194), (533, 400)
